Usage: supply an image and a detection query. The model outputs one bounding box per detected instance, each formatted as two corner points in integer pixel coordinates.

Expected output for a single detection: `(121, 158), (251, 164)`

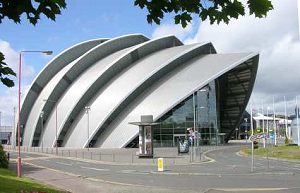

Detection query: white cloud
(0, 40), (35, 78)
(152, 22), (194, 40)
(0, 87), (17, 127)
(0, 40), (34, 126)
(155, 0), (300, 115)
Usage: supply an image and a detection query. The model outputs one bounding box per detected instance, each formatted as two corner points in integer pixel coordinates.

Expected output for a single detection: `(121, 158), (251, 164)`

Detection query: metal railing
(3, 144), (229, 165)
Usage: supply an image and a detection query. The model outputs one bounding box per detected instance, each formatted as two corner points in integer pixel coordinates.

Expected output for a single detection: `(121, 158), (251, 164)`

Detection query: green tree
(0, 0), (66, 87)
(0, 52), (16, 87)
(0, 144), (8, 168)
(134, 0), (273, 27)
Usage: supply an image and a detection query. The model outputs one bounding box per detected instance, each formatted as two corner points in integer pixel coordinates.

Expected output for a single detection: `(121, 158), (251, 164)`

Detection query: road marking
(21, 160), (150, 188)
(55, 161), (72, 166)
(120, 170), (136, 173)
(291, 167), (300, 171)
(120, 170), (149, 175)
(80, 166), (110, 171)
(213, 187), (289, 191)
(255, 162), (264, 166)
(276, 164), (300, 171)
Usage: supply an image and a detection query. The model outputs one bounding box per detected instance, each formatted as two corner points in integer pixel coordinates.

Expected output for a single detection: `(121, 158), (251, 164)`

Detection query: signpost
(249, 133), (266, 142)
(249, 133), (267, 172)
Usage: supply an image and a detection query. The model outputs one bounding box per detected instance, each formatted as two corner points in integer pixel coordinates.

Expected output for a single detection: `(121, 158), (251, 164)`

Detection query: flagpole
(273, 97), (277, 146)
(267, 106), (269, 134)
(250, 102), (254, 172)
(284, 96), (288, 139)
(296, 96), (300, 146)
(262, 100), (265, 148)
(297, 0), (300, 39)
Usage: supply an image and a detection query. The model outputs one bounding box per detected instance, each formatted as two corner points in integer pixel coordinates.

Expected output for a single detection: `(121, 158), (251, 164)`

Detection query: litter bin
(178, 139), (189, 154)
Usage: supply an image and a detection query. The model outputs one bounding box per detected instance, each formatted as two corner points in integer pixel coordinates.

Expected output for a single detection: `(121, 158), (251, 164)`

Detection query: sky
(0, 0), (299, 126)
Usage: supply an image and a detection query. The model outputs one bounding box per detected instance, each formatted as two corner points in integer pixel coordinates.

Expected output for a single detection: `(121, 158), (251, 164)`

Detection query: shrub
(287, 144), (298, 146)
(0, 144), (9, 168)
(285, 135), (289, 145)
(253, 141), (259, 149)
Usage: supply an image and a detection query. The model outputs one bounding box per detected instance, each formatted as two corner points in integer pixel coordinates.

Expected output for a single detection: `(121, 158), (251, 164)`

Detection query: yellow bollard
(158, 158), (164, 172)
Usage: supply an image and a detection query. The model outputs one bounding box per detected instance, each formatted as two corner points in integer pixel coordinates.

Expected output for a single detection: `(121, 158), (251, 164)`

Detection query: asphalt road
(8, 146), (300, 193)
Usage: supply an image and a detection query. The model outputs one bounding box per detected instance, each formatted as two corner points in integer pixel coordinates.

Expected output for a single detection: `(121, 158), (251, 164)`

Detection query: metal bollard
(157, 158), (164, 172)
(91, 152), (92, 160)
(112, 153), (115, 162)
(131, 152), (134, 163)
(99, 152), (101, 161)
(68, 150), (70, 157)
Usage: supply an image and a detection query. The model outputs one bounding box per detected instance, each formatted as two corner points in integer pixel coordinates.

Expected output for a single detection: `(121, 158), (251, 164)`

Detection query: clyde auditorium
(19, 34), (259, 148)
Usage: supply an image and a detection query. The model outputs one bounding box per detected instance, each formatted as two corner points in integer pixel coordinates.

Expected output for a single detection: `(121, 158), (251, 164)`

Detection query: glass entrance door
(173, 134), (186, 147)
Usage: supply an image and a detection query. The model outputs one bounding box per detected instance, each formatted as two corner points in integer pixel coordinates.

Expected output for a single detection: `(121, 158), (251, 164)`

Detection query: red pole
(55, 103), (58, 155)
(16, 50), (52, 177)
(17, 52), (22, 177)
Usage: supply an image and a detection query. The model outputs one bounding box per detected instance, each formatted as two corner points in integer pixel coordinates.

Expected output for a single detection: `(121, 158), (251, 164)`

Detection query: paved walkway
(5, 143), (300, 193)
(5, 144), (230, 193)
(10, 162), (198, 193)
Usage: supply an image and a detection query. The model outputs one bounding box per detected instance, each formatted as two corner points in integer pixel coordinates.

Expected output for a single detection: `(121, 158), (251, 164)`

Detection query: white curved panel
(41, 47), (133, 147)
(22, 59), (78, 146)
(97, 53), (257, 148)
(64, 44), (194, 147)
(32, 34), (148, 147)
(20, 39), (107, 137)
(89, 42), (214, 147)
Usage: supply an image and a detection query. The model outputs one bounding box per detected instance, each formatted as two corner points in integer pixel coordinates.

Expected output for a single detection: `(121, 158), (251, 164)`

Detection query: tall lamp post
(17, 50), (52, 177)
(296, 96), (300, 146)
(40, 111), (44, 152)
(43, 99), (58, 155)
(244, 118), (248, 141)
(85, 106), (91, 151)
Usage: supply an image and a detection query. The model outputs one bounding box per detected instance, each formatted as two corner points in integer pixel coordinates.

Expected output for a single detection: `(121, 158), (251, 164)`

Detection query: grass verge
(240, 145), (300, 161)
(0, 168), (65, 193)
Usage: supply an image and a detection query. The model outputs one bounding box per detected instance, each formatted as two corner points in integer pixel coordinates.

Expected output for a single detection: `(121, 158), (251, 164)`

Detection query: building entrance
(173, 134), (186, 147)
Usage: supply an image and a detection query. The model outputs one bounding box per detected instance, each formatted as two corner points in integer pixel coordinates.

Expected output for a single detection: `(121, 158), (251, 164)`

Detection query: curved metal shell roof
(19, 34), (259, 148)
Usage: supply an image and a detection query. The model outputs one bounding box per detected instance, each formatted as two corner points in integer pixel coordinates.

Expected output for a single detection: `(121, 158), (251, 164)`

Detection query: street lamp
(266, 106), (270, 134)
(17, 50), (52, 177)
(244, 118), (248, 141)
(85, 106), (91, 151)
(43, 99), (58, 155)
(296, 96), (300, 146)
(40, 111), (44, 152)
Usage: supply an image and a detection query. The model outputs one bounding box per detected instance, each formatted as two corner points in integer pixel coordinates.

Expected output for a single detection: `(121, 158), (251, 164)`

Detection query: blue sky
(0, 0), (200, 90)
(0, 0), (299, 125)
(0, 1), (158, 89)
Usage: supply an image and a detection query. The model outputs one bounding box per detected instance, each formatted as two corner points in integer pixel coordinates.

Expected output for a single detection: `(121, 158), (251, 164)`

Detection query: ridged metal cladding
(19, 34), (259, 148)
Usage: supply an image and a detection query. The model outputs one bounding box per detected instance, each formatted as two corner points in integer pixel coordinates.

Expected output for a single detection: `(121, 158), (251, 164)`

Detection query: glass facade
(154, 81), (219, 147)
